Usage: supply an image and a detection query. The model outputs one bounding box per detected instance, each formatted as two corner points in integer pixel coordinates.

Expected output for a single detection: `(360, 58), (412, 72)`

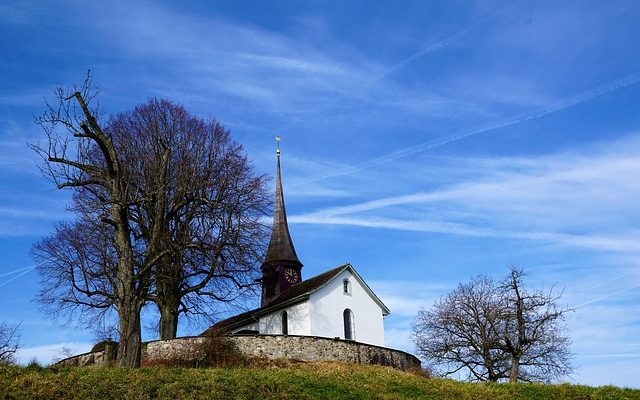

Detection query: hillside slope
(1, 362), (638, 400)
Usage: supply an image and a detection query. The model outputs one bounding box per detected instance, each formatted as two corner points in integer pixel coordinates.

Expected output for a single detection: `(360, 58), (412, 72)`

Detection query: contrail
(0, 264), (39, 287)
(583, 272), (630, 292)
(301, 70), (640, 185)
(573, 285), (640, 309)
(0, 264), (40, 278)
(377, 16), (492, 80)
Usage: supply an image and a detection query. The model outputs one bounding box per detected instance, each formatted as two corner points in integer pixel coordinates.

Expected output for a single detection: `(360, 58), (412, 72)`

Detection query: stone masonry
(146, 334), (421, 370)
(58, 334), (421, 371)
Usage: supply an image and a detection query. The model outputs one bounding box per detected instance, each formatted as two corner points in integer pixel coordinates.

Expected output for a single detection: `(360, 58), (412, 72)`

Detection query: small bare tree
(412, 276), (510, 381)
(0, 322), (20, 364)
(412, 267), (572, 383)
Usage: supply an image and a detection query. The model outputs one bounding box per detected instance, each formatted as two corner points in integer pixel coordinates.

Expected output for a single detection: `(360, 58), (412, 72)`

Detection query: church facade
(205, 145), (390, 347)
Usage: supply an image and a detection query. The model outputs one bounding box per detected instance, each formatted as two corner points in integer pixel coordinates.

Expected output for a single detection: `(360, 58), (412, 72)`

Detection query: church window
(343, 278), (351, 294)
(281, 311), (288, 335)
(343, 308), (355, 340)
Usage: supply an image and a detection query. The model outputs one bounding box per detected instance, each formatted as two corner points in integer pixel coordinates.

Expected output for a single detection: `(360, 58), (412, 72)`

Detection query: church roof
(202, 263), (389, 335)
(262, 154), (302, 269)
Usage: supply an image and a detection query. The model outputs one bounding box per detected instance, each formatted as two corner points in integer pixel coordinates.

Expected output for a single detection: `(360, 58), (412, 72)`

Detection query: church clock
(284, 268), (299, 284)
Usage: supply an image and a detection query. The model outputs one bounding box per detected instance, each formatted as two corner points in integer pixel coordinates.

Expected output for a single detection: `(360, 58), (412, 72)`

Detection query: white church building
(204, 145), (390, 347)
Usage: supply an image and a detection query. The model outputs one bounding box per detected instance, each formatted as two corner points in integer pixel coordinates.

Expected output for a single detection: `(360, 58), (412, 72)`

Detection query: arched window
(281, 311), (288, 335)
(343, 278), (351, 294)
(343, 308), (355, 340)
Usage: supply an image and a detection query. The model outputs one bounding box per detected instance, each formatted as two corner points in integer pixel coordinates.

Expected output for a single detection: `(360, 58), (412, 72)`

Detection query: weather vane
(275, 135), (282, 157)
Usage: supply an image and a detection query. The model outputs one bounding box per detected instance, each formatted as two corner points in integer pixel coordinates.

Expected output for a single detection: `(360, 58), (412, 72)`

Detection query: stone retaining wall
(147, 335), (421, 370)
(57, 343), (116, 367)
(58, 334), (421, 371)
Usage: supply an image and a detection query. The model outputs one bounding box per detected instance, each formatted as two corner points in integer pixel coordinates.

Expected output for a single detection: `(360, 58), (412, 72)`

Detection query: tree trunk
(116, 301), (142, 367)
(156, 255), (182, 340)
(509, 357), (520, 383)
(113, 201), (143, 368)
(158, 299), (179, 340)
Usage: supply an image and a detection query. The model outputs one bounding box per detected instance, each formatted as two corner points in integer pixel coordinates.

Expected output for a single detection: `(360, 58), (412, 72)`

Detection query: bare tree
(499, 267), (572, 383)
(31, 75), (270, 368)
(108, 98), (269, 339)
(411, 267), (572, 383)
(411, 276), (510, 382)
(31, 75), (150, 367)
(0, 322), (20, 364)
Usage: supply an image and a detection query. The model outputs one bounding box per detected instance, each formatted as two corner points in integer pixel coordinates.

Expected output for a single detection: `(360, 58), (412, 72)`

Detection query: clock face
(284, 268), (298, 284)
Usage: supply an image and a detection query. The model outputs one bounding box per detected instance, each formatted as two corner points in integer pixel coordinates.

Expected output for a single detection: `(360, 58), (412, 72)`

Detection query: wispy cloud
(16, 342), (93, 365)
(369, 280), (450, 318)
(290, 136), (640, 254)
(292, 214), (640, 254)
(28, 0), (498, 131)
(302, 71), (640, 184)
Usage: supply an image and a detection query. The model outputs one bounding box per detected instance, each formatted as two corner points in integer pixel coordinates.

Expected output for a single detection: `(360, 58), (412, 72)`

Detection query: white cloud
(384, 327), (413, 353)
(572, 358), (640, 388)
(290, 135), (640, 254)
(16, 342), (93, 365)
(369, 280), (449, 318)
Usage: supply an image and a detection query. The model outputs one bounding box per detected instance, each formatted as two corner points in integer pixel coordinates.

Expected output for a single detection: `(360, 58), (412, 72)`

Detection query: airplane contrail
(573, 285), (640, 309)
(301, 70), (640, 185)
(377, 16), (492, 80)
(0, 264), (40, 287)
(583, 272), (630, 292)
(0, 264), (40, 278)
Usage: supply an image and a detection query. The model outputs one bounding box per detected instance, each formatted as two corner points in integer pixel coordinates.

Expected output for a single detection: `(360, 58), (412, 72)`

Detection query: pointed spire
(262, 137), (302, 269)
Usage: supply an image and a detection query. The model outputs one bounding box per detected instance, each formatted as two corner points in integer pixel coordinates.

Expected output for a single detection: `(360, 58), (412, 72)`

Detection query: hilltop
(1, 362), (638, 400)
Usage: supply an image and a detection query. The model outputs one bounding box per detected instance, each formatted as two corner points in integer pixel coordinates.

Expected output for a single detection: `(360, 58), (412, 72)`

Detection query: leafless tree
(411, 267), (572, 383)
(107, 98), (269, 339)
(499, 267), (573, 383)
(412, 276), (510, 382)
(31, 75), (145, 367)
(0, 322), (20, 364)
(31, 74), (269, 366)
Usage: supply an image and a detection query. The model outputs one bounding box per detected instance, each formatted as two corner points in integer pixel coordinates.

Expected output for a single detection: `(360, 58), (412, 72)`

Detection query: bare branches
(32, 74), (145, 367)
(32, 80), (270, 360)
(412, 267), (573, 383)
(103, 98), (269, 339)
(0, 322), (21, 364)
(412, 276), (509, 382)
(498, 266), (573, 383)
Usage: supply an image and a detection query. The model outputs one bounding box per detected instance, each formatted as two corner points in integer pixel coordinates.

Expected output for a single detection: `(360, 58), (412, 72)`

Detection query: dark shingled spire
(260, 139), (303, 306)
(262, 154), (302, 267)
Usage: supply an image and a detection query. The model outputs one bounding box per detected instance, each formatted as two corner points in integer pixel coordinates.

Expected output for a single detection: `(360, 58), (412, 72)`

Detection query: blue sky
(1, 0), (640, 387)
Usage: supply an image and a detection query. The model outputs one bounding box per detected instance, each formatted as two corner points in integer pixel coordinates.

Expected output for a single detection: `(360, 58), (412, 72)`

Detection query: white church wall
(259, 301), (311, 335)
(309, 268), (385, 346)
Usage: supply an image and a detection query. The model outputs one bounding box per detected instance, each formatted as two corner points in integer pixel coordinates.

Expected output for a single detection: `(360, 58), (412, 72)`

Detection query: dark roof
(262, 155), (302, 269)
(202, 264), (349, 335)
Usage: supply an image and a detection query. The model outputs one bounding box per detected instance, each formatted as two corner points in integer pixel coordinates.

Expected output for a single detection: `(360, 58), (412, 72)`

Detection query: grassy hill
(1, 362), (638, 400)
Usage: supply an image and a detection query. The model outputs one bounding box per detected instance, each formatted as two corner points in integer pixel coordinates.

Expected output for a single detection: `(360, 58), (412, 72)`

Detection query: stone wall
(57, 334), (421, 371)
(57, 343), (117, 367)
(145, 334), (421, 370)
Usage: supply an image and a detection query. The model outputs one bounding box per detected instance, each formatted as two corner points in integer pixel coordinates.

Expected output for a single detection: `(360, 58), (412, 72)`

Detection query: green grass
(1, 362), (638, 400)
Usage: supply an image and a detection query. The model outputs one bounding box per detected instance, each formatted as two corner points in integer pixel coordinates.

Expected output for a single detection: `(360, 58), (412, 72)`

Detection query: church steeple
(261, 137), (303, 307)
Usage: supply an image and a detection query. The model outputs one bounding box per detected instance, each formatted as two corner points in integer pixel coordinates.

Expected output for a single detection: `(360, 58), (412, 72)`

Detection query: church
(58, 142), (419, 369)
(205, 143), (390, 347)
